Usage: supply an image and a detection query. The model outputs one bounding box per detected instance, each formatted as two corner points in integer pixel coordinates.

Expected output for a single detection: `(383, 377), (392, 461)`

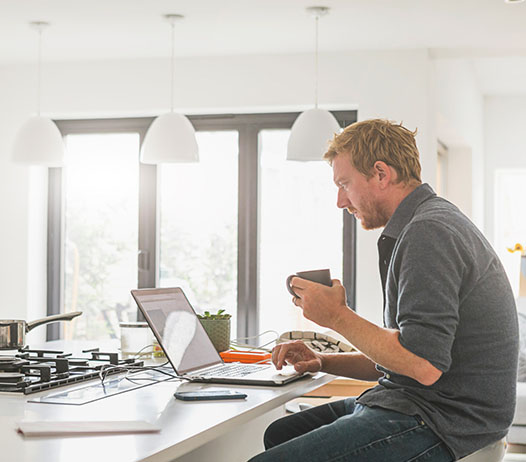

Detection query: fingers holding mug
(286, 275), (309, 298)
(286, 274), (298, 297)
(287, 269), (332, 307)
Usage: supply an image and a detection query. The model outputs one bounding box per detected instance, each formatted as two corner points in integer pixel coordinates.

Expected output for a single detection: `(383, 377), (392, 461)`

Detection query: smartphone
(174, 390), (248, 401)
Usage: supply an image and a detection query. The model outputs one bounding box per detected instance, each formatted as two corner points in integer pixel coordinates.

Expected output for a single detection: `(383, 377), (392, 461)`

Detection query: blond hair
(324, 119), (421, 184)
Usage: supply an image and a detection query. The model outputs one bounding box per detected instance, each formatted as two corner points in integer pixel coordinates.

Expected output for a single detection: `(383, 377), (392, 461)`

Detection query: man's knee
(263, 418), (285, 449)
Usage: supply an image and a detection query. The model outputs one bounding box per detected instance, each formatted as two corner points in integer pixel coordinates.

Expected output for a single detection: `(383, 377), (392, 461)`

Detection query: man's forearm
(330, 308), (442, 386)
(320, 351), (383, 381)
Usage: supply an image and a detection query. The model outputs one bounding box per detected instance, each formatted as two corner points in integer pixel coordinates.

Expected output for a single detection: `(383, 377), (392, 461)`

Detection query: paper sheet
(16, 420), (161, 437)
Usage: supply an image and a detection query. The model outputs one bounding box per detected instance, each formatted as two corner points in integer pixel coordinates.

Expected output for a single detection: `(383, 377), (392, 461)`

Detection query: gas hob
(0, 347), (144, 394)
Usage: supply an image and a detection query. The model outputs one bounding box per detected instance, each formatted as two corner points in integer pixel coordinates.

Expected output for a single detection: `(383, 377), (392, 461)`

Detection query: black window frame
(49, 111), (357, 340)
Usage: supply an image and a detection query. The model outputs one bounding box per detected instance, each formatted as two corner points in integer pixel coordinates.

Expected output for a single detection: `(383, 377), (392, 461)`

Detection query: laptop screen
(131, 288), (223, 374)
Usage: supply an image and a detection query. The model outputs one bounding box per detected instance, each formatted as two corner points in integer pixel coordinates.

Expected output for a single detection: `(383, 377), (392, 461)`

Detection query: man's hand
(272, 340), (323, 374)
(290, 277), (349, 329)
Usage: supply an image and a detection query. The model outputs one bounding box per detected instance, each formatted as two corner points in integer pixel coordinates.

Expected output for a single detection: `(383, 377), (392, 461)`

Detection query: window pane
(259, 129), (343, 336)
(495, 169), (526, 297)
(159, 131), (239, 338)
(63, 134), (140, 340)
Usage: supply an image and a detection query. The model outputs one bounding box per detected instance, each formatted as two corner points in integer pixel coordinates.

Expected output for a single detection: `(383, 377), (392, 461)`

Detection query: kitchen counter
(0, 350), (333, 462)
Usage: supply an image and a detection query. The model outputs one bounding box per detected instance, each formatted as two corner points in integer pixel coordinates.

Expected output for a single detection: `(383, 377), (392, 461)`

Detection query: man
(250, 119), (518, 461)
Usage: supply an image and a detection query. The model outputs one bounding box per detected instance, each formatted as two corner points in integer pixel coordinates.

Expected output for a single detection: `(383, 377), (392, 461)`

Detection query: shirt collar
(381, 183), (436, 239)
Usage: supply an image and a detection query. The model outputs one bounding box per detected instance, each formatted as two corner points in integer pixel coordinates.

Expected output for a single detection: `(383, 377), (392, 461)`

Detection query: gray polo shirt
(356, 183), (519, 459)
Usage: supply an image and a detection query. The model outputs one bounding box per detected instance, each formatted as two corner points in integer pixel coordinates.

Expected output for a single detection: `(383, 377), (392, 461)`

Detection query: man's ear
(373, 161), (392, 187)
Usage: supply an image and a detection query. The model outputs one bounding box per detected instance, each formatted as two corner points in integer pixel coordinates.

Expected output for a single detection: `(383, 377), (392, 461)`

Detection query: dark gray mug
(286, 269), (332, 298)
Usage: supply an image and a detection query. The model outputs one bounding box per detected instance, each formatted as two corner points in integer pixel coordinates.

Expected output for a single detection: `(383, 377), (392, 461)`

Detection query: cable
(130, 344), (155, 359)
(98, 360), (191, 386)
(229, 330), (279, 352)
(98, 365), (130, 389)
(230, 329), (279, 343)
(100, 332), (282, 387)
(98, 341), (196, 386)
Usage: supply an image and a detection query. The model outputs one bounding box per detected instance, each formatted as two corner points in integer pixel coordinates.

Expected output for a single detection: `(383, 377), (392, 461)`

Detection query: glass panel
(159, 131), (239, 338)
(63, 133), (140, 340)
(494, 169), (526, 298)
(259, 129), (343, 337)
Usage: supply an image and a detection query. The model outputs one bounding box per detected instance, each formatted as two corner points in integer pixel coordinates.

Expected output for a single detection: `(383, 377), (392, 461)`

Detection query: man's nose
(337, 188), (349, 209)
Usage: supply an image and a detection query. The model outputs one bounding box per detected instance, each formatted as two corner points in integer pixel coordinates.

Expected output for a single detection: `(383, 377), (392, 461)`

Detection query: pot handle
(26, 311), (83, 332)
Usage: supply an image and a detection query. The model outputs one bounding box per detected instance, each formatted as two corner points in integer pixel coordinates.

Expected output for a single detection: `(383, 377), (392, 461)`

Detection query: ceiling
(1, 0), (526, 94)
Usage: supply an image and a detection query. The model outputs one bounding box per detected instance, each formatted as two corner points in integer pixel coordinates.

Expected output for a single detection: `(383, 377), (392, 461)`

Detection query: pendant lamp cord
(170, 21), (175, 113)
(314, 14), (319, 109)
(37, 25), (42, 116)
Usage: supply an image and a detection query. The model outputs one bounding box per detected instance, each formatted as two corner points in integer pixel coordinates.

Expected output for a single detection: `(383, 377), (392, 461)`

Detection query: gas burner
(0, 346), (144, 394)
(0, 357), (29, 372)
(0, 372), (25, 383)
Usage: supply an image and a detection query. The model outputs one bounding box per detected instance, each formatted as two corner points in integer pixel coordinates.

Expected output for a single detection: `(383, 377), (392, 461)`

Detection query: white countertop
(1, 345), (333, 462)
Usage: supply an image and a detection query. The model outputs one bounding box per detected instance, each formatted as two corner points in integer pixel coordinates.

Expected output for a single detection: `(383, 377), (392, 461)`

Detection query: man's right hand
(272, 340), (323, 374)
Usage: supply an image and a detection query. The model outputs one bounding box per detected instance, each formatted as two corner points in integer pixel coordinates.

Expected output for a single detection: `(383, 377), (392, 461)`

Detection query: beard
(348, 198), (389, 231)
(360, 213), (388, 231)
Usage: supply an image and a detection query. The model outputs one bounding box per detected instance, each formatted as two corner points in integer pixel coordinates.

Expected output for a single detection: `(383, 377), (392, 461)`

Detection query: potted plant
(197, 309), (232, 353)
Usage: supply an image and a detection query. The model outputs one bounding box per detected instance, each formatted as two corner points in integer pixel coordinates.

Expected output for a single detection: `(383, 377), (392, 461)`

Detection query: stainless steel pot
(0, 311), (82, 350)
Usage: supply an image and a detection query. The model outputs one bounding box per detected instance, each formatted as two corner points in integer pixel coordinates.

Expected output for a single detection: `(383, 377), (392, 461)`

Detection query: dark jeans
(248, 398), (454, 462)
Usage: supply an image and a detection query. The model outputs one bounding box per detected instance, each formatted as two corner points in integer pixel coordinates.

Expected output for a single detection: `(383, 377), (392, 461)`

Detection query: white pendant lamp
(141, 14), (198, 164)
(13, 21), (65, 167)
(287, 7), (340, 162)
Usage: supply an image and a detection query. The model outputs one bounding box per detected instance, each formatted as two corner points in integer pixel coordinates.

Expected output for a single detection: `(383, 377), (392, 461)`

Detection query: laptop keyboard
(195, 363), (271, 378)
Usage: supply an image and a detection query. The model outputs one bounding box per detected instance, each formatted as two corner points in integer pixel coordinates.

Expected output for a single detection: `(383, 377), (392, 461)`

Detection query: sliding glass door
(61, 133), (139, 340)
(51, 111), (356, 341)
(159, 131), (239, 337)
(258, 129), (343, 336)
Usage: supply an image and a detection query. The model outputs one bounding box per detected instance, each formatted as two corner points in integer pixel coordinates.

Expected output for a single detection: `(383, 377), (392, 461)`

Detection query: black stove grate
(0, 347), (144, 394)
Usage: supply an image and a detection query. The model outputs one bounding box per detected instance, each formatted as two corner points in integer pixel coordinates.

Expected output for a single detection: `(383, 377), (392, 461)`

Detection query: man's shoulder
(397, 197), (495, 265)
(413, 195), (461, 219)
(407, 196), (476, 236)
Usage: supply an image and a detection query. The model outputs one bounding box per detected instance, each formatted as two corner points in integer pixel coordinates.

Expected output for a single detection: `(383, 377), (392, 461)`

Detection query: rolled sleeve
(387, 220), (467, 372)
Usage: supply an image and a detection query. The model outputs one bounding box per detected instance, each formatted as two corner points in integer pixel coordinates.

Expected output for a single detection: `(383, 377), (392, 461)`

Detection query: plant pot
(199, 318), (231, 353)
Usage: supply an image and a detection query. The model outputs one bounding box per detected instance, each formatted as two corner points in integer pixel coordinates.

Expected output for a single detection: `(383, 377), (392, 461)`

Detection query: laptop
(130, 287), (308, 386)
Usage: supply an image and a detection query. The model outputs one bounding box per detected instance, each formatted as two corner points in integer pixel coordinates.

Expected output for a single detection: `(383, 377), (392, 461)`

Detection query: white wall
(484, 96), (526, 245)
(433, 57), (484, 228)
(0, 65), (33, 331)
(0, 49), (435, 331)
